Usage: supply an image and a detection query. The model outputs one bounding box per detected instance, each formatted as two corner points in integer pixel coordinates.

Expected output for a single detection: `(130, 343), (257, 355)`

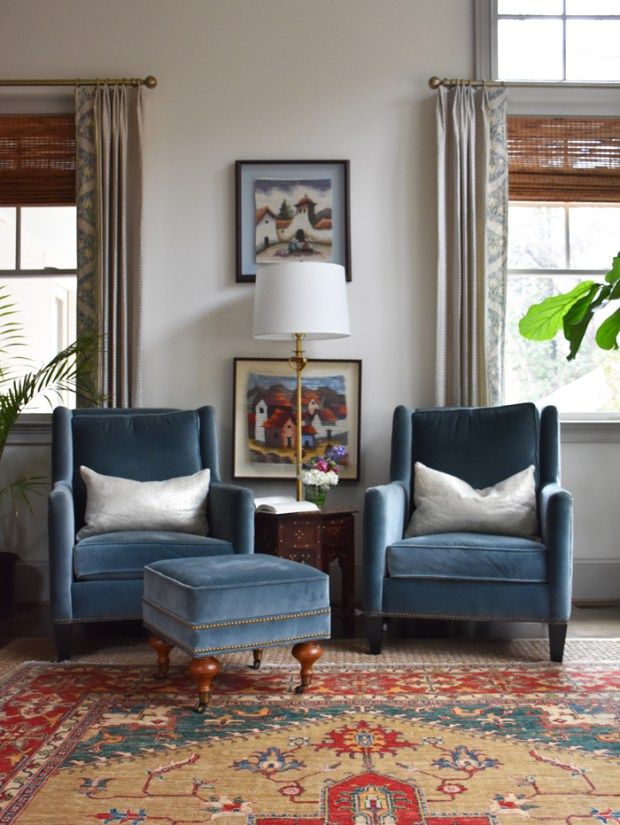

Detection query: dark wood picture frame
(232, 357), (362, 481)
(235, 159), (351, 283)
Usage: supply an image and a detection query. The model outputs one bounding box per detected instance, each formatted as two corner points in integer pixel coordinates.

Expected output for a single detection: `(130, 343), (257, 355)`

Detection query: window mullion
(564, 204), (570, 269)
(562, 0), (567, 82)
(15, 207), (21, 271)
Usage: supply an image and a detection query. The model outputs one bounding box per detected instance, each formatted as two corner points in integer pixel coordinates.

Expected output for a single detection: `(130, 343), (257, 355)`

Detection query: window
(0, 115), (76, 412)
(504, 115), (620, 415)
(479, 0), (620, 83)
(0, 207), (77, 411)
(505, 202), (620, 413)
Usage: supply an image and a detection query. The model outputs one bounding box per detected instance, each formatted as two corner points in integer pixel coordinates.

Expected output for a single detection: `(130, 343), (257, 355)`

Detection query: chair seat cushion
(74, 531), (233, 581)
(143, 554), (331, 657)
(386, 532), (547, 583)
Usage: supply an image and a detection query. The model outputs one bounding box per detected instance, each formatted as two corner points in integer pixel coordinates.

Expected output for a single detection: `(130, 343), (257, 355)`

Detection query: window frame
(0, 205), (77, 278)
(0, 204), (78, 414)
(475, 0), (620, 83)
(505, 200), (620, 421)
(475, 0), (620, 426)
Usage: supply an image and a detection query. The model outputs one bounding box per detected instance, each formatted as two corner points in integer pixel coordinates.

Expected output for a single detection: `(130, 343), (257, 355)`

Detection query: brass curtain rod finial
(143, 75), (157, 89)
(428, 76), (442, 89)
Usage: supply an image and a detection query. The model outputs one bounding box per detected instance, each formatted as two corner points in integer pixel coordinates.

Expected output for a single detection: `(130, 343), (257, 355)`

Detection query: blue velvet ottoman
(143, 553), (331, 711)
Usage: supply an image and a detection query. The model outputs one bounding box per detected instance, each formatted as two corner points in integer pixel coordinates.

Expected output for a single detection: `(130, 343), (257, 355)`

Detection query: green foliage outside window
(519, 254), (620, 360)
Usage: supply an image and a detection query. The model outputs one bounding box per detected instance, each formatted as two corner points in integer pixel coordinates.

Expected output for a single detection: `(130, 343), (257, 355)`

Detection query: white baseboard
(15, 559), (49, 604)
(572, 560), (620, 603)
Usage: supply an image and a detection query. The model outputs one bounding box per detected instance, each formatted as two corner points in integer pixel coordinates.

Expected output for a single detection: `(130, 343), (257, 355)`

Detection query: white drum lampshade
(253, 262), (350, 340)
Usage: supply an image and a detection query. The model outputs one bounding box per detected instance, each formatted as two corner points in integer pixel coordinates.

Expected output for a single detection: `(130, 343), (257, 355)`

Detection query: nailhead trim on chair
(54, 615), (142, 624)
(143, 597), (330, 629)
(366, 611), (568, 623)
(143, 622), (331, 655)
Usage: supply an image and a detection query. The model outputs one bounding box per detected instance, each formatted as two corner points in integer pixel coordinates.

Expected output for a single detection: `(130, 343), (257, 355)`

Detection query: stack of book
(254, 496), (319, 514)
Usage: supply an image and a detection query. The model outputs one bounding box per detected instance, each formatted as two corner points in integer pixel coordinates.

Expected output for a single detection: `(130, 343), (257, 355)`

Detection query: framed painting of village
(232, 357), (361, 481)
(235, 160), (351, 283)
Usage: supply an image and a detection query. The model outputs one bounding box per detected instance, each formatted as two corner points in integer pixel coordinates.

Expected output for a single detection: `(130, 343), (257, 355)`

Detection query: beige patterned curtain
(76, 84), (144, 407)
(435, 84), (508, 407)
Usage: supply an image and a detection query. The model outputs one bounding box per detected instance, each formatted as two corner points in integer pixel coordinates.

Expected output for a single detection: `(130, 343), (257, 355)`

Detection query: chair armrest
(48, 481), (75, 622)
(208, 482), (255, 554)
(363, 481), (408, 614)
(538, 482), (573, 621)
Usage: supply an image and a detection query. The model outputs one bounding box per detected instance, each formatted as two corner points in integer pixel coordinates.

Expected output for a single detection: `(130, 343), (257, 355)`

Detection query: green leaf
(564, 310), (594, 361)
(595, 308), (620, 351)
(563, 285), (602, 326)
(605, 253), (620, 284)
(519, 280), (597, 341)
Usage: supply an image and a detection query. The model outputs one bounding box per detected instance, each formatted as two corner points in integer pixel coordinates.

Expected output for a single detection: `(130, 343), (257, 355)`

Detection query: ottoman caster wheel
(292, 641), (323, 695)
(148, 634), (173, 680)
(249, 649), (263, 670)
(188, 656), (220, 711)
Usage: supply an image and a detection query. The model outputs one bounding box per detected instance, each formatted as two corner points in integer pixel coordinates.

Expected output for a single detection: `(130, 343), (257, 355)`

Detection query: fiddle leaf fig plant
(0, 285), (99, 509)
(519, 253), (620, 360)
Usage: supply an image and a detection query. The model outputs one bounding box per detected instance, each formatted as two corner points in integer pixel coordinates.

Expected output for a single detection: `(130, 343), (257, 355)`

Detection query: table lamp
(253, 262), (350, 501)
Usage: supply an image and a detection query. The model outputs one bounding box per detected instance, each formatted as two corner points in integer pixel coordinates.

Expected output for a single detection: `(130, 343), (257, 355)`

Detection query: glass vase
(303, 484), (328, 509)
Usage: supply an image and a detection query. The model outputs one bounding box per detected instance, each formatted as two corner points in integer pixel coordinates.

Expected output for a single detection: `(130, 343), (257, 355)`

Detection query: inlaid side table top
(254, 507), (357, 635)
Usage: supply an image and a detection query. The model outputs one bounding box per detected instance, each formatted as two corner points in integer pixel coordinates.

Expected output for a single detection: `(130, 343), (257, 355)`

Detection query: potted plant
(519, 253), (620, 359)
(0, 285), (98, 616)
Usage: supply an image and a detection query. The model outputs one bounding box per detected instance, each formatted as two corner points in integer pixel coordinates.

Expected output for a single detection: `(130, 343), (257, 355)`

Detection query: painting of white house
(254, 179), (333, 264)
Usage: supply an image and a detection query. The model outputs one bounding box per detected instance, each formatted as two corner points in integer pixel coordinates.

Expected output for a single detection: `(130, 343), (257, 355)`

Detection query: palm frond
(0, 286), (101, 510)
(0, 331), (101, 461)
(0, 475), (47, 513)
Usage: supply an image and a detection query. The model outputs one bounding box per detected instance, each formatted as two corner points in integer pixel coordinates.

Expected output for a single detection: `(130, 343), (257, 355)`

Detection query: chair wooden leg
(250, 648), (263, 670)
(549, 623), (568, 663)
(292, 641), (323, 694)
(366, 616), (384, 655)
(188, 656), (221, 713)
(148, 634), (173, 678)
(54, 623), (73, 662)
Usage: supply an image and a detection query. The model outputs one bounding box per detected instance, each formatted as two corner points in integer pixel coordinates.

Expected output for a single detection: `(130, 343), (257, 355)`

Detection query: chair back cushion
(411, 403), (540, 498)
(71, 409), (206, 530)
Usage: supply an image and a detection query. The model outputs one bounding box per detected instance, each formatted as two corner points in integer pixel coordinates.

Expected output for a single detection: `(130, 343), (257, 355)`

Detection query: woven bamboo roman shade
(507, 116), (620, 203)
(0, 115), (75, 205)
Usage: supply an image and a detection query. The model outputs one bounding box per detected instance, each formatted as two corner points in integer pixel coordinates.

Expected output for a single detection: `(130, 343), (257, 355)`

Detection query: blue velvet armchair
(49, 407), (255, 660)
(363, 403), (573, 662)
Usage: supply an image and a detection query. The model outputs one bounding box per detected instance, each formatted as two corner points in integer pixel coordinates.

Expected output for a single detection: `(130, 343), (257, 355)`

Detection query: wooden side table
(254, 507), (357, 635)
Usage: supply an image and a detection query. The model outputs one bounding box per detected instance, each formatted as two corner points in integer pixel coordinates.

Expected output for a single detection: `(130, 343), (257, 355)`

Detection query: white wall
(1, 0), (618, 604)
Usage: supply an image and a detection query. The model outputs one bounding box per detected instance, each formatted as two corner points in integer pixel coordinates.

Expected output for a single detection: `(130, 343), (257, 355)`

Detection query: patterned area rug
(1, 659), (619, 824)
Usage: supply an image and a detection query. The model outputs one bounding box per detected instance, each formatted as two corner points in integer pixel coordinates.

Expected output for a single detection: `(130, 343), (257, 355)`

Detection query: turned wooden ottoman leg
(188, 656), (221, 713)
(292, 641), (323, 694)
(148, 634), (173, 679)
(250, 648), (263, 670)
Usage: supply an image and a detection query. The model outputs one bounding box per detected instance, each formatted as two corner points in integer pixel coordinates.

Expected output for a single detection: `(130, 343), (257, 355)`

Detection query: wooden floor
(2, 602), (619, 652)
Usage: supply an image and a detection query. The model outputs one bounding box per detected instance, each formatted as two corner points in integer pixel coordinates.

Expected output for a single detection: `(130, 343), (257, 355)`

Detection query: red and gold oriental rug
(1, 660), (619, 824)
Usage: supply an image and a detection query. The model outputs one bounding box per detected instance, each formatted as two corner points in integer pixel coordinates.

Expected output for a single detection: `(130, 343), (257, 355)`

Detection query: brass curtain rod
(0, 75), (157, 88)
(428, 75), (620, 90)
